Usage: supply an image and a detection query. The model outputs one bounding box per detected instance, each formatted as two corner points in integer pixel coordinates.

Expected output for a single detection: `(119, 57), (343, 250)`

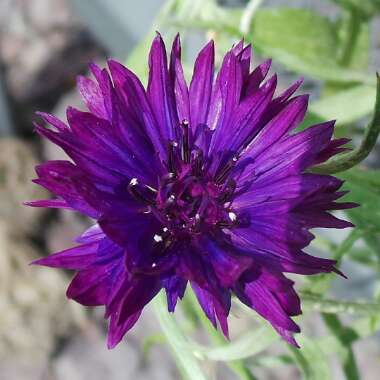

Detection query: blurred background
(0, 0), (379, 379)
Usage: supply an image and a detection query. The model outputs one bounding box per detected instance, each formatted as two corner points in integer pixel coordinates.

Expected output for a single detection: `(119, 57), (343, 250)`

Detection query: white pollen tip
(228, 212), (237, 222)
(153, 234), (163, 243)
(130, 178), (138, 186)
(163, 227), (168, 232)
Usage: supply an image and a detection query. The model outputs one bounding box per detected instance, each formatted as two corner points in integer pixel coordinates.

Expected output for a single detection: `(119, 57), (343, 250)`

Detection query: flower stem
(312, 73), (380, 174)
(322, 314), (360, 380)
(187, 290), (258, 380)
(338, 9), (362, 67)
(300, 293), (380, 315)
(153, 292), (209, 380)
(240, 0), (264, 35)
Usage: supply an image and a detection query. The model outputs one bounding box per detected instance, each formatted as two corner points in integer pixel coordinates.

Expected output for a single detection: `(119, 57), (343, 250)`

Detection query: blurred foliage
(125, 0), (380, 379)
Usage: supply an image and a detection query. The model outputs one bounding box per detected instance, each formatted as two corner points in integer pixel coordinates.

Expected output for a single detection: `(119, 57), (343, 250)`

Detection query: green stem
(153, 293), (209, 380)
(322, 314), (360, 380)
(187, 290), (258, 380)
(300, 293), (380, 315)
(339, 9), (361, 67)
(312, 73), (380, 174)
(239, 0), (264, 35)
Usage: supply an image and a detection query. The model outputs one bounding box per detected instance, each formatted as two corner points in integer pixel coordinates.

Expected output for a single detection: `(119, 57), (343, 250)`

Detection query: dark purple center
(128, 120), (239, 243)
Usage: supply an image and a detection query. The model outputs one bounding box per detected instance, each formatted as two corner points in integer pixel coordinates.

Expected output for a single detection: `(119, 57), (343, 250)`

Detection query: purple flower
(27, 33), (355, 349)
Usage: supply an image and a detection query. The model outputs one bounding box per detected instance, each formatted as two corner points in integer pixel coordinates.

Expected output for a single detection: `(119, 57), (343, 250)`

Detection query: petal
(227, 222), (338, 275)
(33, 160), (100, 218)
(35, 124), (125, 187)
(234, 268), (300, 336)
(213, 74), (278, 158)
(207, 51), (243, 137)
(36, 112), (68, 131)
(107, 59), (166, 164)
(163, 274), (187, 312)
(170, 34), (190, 123)
(198, 235), (252, 288)
(233, 41), (252, 84)
(66, 107), (156, 185)
(24, 198), (71, 210)
(66, 258), (122, 306)
(147, 33), (179, 142)
(107, 311), (141, 349)
(75, 224), (105, 244)
(77, 75), (107, 119)
(32, 242), (99, 270)
(240, 121), (336, 183)
(109, 276), (161, 325)
(242, 59), (271, 97)
(192, 282), (231, 338)
(234, 94), (309, 184)
(189, 40), (215, 130)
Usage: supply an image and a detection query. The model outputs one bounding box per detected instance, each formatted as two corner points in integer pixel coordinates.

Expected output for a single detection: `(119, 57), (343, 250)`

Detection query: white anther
(130, 178), (138, 186)
(153, 234), (163, 243)
(228, 212), (237, 222)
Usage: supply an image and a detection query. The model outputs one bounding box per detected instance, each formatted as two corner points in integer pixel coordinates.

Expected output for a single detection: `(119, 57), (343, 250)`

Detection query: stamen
(181, 119), (190, 163)
(228, 211), (237, 222)
(215, 156), (238, 184)
(191, 149), (203, 176)
(167, 140), (179, 174)
(128, 178), (155, 205)
(219, 179), (236, 203)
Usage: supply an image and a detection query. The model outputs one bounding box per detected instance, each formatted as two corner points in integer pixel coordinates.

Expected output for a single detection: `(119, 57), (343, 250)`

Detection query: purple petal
(32, 242), (99, 270)
(163, 274), (187, 312)
(192, 282), (231, 338)
(107, 311), (141, 349)
(66, 258), (122, 306)
(24, 198), (71, 210)
(235, 268), (300, 337)
(147, 33), (179, 142)
(170, 34), (190, 123)
(207, 51), (243, 135)
(33, 160), (100, 218)
(242, 59), (271, 97)
(77, 75), (107, 119)
(189, 40), (215, 131)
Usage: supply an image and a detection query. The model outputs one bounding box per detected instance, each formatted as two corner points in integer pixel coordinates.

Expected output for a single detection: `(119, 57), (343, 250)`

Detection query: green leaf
(253, 9), (337, 64)
(340, 169), (380, 231)
(309, 85), (376, 124)
(168, 0), (242, 36)
(304, 229), (363, 294)
(153, 292), (209, 380)
(312, 74), (380, 174)
(288, 335), (331, 380)
(249, 8), (373, 84)
(339, 168), (380, 260)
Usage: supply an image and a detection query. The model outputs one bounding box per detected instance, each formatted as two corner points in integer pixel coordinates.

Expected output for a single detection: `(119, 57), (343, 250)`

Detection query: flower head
(27, 33), (355, 348)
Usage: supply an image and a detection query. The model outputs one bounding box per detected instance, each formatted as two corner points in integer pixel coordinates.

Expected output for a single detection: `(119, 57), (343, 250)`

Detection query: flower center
(128, 120), (239, 240)
(156, 165), (227, 234)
